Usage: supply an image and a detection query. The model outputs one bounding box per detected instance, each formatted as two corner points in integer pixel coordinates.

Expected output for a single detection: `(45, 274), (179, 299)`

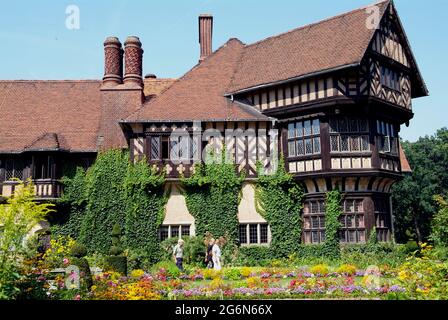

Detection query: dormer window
(380, 65), (401, 91)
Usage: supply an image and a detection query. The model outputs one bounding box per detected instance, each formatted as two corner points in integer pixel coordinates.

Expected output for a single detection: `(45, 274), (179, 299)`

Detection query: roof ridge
(0, 80), (101, 83)
(126, 38), (244, 121)
(245, 0), (390, 49)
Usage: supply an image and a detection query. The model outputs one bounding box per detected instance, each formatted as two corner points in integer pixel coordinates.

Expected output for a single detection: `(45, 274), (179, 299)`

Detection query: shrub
(105, 224), (127, 275)
(0, 181), (54, 299)
(310, 264), (329, 276)
(224, 268), (242, 281)
(42, 235), (76, 269)
(151, 261), (181, 278)
(70, 243), (87, 258)
(246, 277), (262, 288)
(336, 264), (357, 275)
(203, 269), (222, 280)
(233, 246), (272, 267)
(430, 196), (448, 247)
(71, 256), (93, 291)
(240, 267), (252, 278)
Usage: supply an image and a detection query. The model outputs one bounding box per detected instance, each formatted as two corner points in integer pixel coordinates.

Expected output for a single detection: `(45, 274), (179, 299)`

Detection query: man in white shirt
(172, 239), (184, 272)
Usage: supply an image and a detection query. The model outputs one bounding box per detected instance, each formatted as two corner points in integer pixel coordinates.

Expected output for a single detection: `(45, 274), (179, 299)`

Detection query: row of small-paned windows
(150, 136), (200, 161)
(1, 158), (53, 182)
(287, 120), (321, 158)
(380, 65), (401, 91)
(239, 224), (269, 245)
(329, 118), (370, 153)
(340, 199), (366, 243)
(374, 198), (390, 242)
(376, 120), (399, 155)
(303, 200), (326, 244)
(330, 135), (370, 153)
(159, 225), (191, 241)
(329, 118), (369, 134)
(0, 159), (24, 181)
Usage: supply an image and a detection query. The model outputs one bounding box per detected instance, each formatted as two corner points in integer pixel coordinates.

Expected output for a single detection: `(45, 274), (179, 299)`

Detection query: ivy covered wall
(255, 159), (304, 257)
(55, 150), (166, 261)
(182, 153), (245, 243)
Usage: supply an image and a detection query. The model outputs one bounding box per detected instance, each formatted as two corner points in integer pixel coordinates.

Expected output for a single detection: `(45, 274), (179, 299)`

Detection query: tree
(0, 181), (54, 299)
(392, 128), (448, 243)
(430, 196), (448, 247)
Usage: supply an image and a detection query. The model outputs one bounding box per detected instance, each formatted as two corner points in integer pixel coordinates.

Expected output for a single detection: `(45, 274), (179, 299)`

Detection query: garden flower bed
(84, 266), (407, 300)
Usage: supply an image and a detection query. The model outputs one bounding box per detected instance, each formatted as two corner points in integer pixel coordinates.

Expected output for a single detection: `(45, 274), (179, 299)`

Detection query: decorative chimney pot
(124, 36), (143, 86)
(103, 37), (123, 86)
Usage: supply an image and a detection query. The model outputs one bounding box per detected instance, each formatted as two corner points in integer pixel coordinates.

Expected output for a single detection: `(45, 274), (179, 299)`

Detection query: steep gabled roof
(399, 145), (412, 173)
(124, 39), (271, 123)
(0, 80), (102, 153)
(0, 79), (174, 153)
(226, 0), (391, 94)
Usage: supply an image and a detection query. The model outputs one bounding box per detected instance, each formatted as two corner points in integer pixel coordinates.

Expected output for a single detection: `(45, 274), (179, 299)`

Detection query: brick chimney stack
(103, 37), (123, 86)
(123, 36), (144, 86)
(199, 14), (213, 62)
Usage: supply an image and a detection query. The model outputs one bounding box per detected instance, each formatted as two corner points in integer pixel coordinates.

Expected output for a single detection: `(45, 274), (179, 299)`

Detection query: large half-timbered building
(0, 1), (427, 245)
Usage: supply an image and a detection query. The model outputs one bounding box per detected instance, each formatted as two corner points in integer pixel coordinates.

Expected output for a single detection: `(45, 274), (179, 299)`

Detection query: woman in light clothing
(211, 239), (222, 270)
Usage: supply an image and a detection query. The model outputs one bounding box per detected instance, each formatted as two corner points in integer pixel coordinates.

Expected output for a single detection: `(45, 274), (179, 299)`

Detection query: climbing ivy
(255, 158), (304, 257)
(323, 190), (343, 259)
(78, 150), (129, 253)
(52, 167), (87, 238)
(124, 159), (166, 264)
(182, 151), (245, 243)
(57, 150), (167, 259)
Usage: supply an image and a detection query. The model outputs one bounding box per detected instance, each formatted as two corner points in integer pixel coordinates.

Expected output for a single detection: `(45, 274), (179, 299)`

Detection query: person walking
(212, 238), (222, 271)
(205, 238), (215, 269)
(172, 239), (185, 272)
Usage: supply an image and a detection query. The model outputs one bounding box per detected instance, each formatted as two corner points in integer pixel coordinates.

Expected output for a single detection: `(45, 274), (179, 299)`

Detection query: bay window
(330, 117), (370, 153)
(288, 119), (321, 158)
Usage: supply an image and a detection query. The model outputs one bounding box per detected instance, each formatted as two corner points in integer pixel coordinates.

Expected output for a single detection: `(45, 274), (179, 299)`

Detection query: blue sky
(0, 0), (446, 142)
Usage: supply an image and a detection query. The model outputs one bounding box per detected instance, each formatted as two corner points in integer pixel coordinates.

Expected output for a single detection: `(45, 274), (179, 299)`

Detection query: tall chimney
(199, 14), (213, 62)
(123, 36), (143, 86)
(103, 37), (123, 86)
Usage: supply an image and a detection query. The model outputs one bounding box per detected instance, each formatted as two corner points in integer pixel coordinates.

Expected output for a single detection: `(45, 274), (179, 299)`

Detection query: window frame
(287, 119), (321, 159)
(239, 223), (270, 246)
(329, 117), (371, 154)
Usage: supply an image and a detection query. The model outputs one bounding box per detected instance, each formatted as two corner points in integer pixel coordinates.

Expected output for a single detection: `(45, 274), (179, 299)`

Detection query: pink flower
(63, 258), (70, 265)
(74, 294), (81, 300)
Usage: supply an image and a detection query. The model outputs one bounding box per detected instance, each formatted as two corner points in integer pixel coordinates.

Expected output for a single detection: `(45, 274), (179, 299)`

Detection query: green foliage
(323, 190), (343, 260)
(430, 196), (448, 247)
(233, 246), (273, 267)
(105, 224), (127, 275)
(151, 260), (181, 278)
(58, 150), (167, 262)
(255, 158), (304, 257)
(71, 256), (93, 290)
(124, 159), (166, 264)
(79, 150), (129, 253)
(105, 256), (127, 275)
(0, 180), (54, 300)
(182, 150), (245, 243)
(392, 128), (448, 243)
(160, 236), (206, 267)
(70, 243), (87, 258)
(52, 167), (87, 238)
(224, 268), (242, 280)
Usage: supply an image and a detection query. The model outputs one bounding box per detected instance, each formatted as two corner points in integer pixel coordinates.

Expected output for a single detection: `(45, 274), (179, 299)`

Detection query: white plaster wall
(162, 183), (196, 236)
(237, 183), (266, 224)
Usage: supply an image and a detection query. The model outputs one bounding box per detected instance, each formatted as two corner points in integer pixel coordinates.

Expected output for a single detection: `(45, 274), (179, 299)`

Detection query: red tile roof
(125, 39), (271, 123)
(227, 0), (390, 94)
(0, 79), (174, 153)
(0, 80), (102, 153)
(399, 145), (412, 173)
